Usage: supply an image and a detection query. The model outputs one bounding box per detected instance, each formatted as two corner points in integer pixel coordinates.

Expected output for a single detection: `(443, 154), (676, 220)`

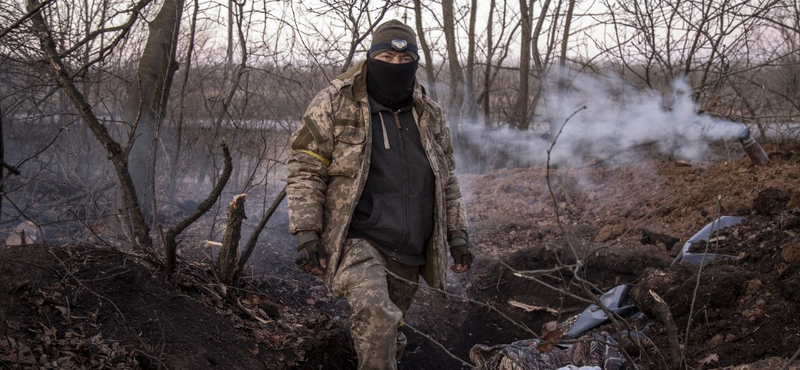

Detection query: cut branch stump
(649, 289), (683, 370)
(218, 194), (246, 285)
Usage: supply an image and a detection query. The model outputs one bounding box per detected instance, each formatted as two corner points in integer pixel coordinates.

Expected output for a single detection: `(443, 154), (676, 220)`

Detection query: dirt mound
(0, 245), (352, 369)
(631, 208), (800, 368)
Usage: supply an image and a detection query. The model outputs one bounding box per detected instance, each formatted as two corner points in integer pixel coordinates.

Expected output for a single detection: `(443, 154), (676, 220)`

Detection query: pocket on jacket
(328, 126), (366, 177)
(350, 194), (403, 250)
(350, 197), (382, 230)
(406, 195), (435, 252)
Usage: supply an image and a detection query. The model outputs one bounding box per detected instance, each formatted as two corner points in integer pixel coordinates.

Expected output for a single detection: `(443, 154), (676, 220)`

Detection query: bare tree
(414, 0), (439, 102)
(441, 0), (464, 117)
(529, 0), (552, 128)
(463, 0), (479, 119)
(28, 0), (153, 250)
(481, 0), (497, 127)
(476, 0), (521, 127)
(553, 0), (577, 138)
(339, 0), (395, 73)
(514, 0), (533, 130)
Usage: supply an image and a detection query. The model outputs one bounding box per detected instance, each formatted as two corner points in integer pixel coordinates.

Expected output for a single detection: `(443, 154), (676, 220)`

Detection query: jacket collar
(368, 94), (414, 114)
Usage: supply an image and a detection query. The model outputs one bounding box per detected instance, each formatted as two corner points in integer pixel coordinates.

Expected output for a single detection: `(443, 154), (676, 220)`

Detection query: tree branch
(164, 142), (233, 273)
(236, 186), (286, 277)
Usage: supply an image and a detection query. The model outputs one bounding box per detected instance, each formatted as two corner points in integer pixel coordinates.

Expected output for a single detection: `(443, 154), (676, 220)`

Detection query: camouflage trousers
(331, 238), (420, 370)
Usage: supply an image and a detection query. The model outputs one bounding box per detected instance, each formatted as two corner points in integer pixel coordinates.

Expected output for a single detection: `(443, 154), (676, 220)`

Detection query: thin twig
(545, 105), (587, 261)
(572, 273), (641, 369)
(512, 264), (579, 275)
(131, 348), (169, 368)
(69, 210), (114, 249)
(403, 322), (473, 368)
(82, 268), (132, 282)
(684, 196), (722, 347)
(497, 259), (593, 304)
(48, 249), (125, 321)
(0, 159), (20, 175)
(781, 345), (800, 370)
(0, 0), (56, 40)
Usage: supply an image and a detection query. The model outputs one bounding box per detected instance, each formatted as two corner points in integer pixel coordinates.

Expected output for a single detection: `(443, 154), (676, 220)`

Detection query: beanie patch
(391, 39), (407, 51)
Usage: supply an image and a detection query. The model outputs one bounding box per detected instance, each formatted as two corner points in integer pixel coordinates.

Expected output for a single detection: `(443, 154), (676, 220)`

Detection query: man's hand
(295, 232), (327, 276)
(448, 235), (474, 273)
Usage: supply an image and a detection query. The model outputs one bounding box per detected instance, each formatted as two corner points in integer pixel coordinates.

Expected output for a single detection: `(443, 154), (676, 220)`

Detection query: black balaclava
(366, 58), (418, 110)
(366, 20), (420, 110)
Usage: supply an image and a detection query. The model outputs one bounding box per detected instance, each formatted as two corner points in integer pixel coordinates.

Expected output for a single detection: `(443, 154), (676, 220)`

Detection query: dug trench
(403, 141), (800, 369)
(1, 141), (799, 369)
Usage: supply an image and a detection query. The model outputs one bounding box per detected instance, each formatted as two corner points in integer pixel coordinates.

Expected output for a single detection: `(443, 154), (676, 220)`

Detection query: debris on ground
(469, 332), (623, 370)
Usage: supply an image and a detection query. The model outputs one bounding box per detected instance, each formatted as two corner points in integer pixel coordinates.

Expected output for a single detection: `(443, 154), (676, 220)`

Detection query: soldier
(286, 19), (474, 370)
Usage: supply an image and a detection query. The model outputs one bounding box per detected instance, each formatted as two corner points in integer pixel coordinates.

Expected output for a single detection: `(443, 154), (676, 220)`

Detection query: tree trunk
(441, 0), (464, 117)
(530, 0), (552, 130)
(515, 0), (533, 130)
(218, 194), (246, 285)
(556, 0), (577, 207)
(482, 0), (495, 127)
(553, 0), (577, 139)
(0, 104), (4, 222)
(414, 0), (438, 102)
(532, 0), (551, 75)
(464, 0), (479, 119)
(169, 0), (200, 215)
(125, 0), (185, 223)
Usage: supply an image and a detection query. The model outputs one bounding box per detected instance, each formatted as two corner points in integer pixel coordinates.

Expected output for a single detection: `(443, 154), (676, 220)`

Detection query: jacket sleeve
(286, 88), (336, 235)
(434, 107), (469, 240)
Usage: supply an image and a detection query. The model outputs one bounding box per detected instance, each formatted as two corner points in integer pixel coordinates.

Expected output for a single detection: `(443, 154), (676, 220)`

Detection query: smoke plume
(454, 74), (745, 171)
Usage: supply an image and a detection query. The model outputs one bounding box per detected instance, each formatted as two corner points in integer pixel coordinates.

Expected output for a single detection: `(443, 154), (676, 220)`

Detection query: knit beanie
(368, 20), (419, 61)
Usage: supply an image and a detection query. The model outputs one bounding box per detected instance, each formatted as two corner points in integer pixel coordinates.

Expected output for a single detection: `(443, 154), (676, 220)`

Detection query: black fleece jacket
(347, 96), (436, 266)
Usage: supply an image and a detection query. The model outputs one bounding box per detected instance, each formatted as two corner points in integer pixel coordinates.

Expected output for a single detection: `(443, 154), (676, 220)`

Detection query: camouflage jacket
(286, 60), (469, 291)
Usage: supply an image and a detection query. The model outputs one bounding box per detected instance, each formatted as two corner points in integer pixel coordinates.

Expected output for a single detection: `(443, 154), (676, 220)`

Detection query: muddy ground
(1, 140), (799, 369)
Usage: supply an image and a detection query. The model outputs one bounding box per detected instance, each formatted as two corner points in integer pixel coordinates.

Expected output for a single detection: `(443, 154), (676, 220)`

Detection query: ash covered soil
(2, 141), (800, 369)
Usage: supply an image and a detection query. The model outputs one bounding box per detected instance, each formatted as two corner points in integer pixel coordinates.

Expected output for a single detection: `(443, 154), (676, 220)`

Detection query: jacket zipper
(393, 111), (410, 258)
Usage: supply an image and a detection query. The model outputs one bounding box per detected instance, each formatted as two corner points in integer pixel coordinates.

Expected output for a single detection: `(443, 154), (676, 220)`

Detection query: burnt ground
(0, 244), (353, 369)
(2, 140), (800, 369)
